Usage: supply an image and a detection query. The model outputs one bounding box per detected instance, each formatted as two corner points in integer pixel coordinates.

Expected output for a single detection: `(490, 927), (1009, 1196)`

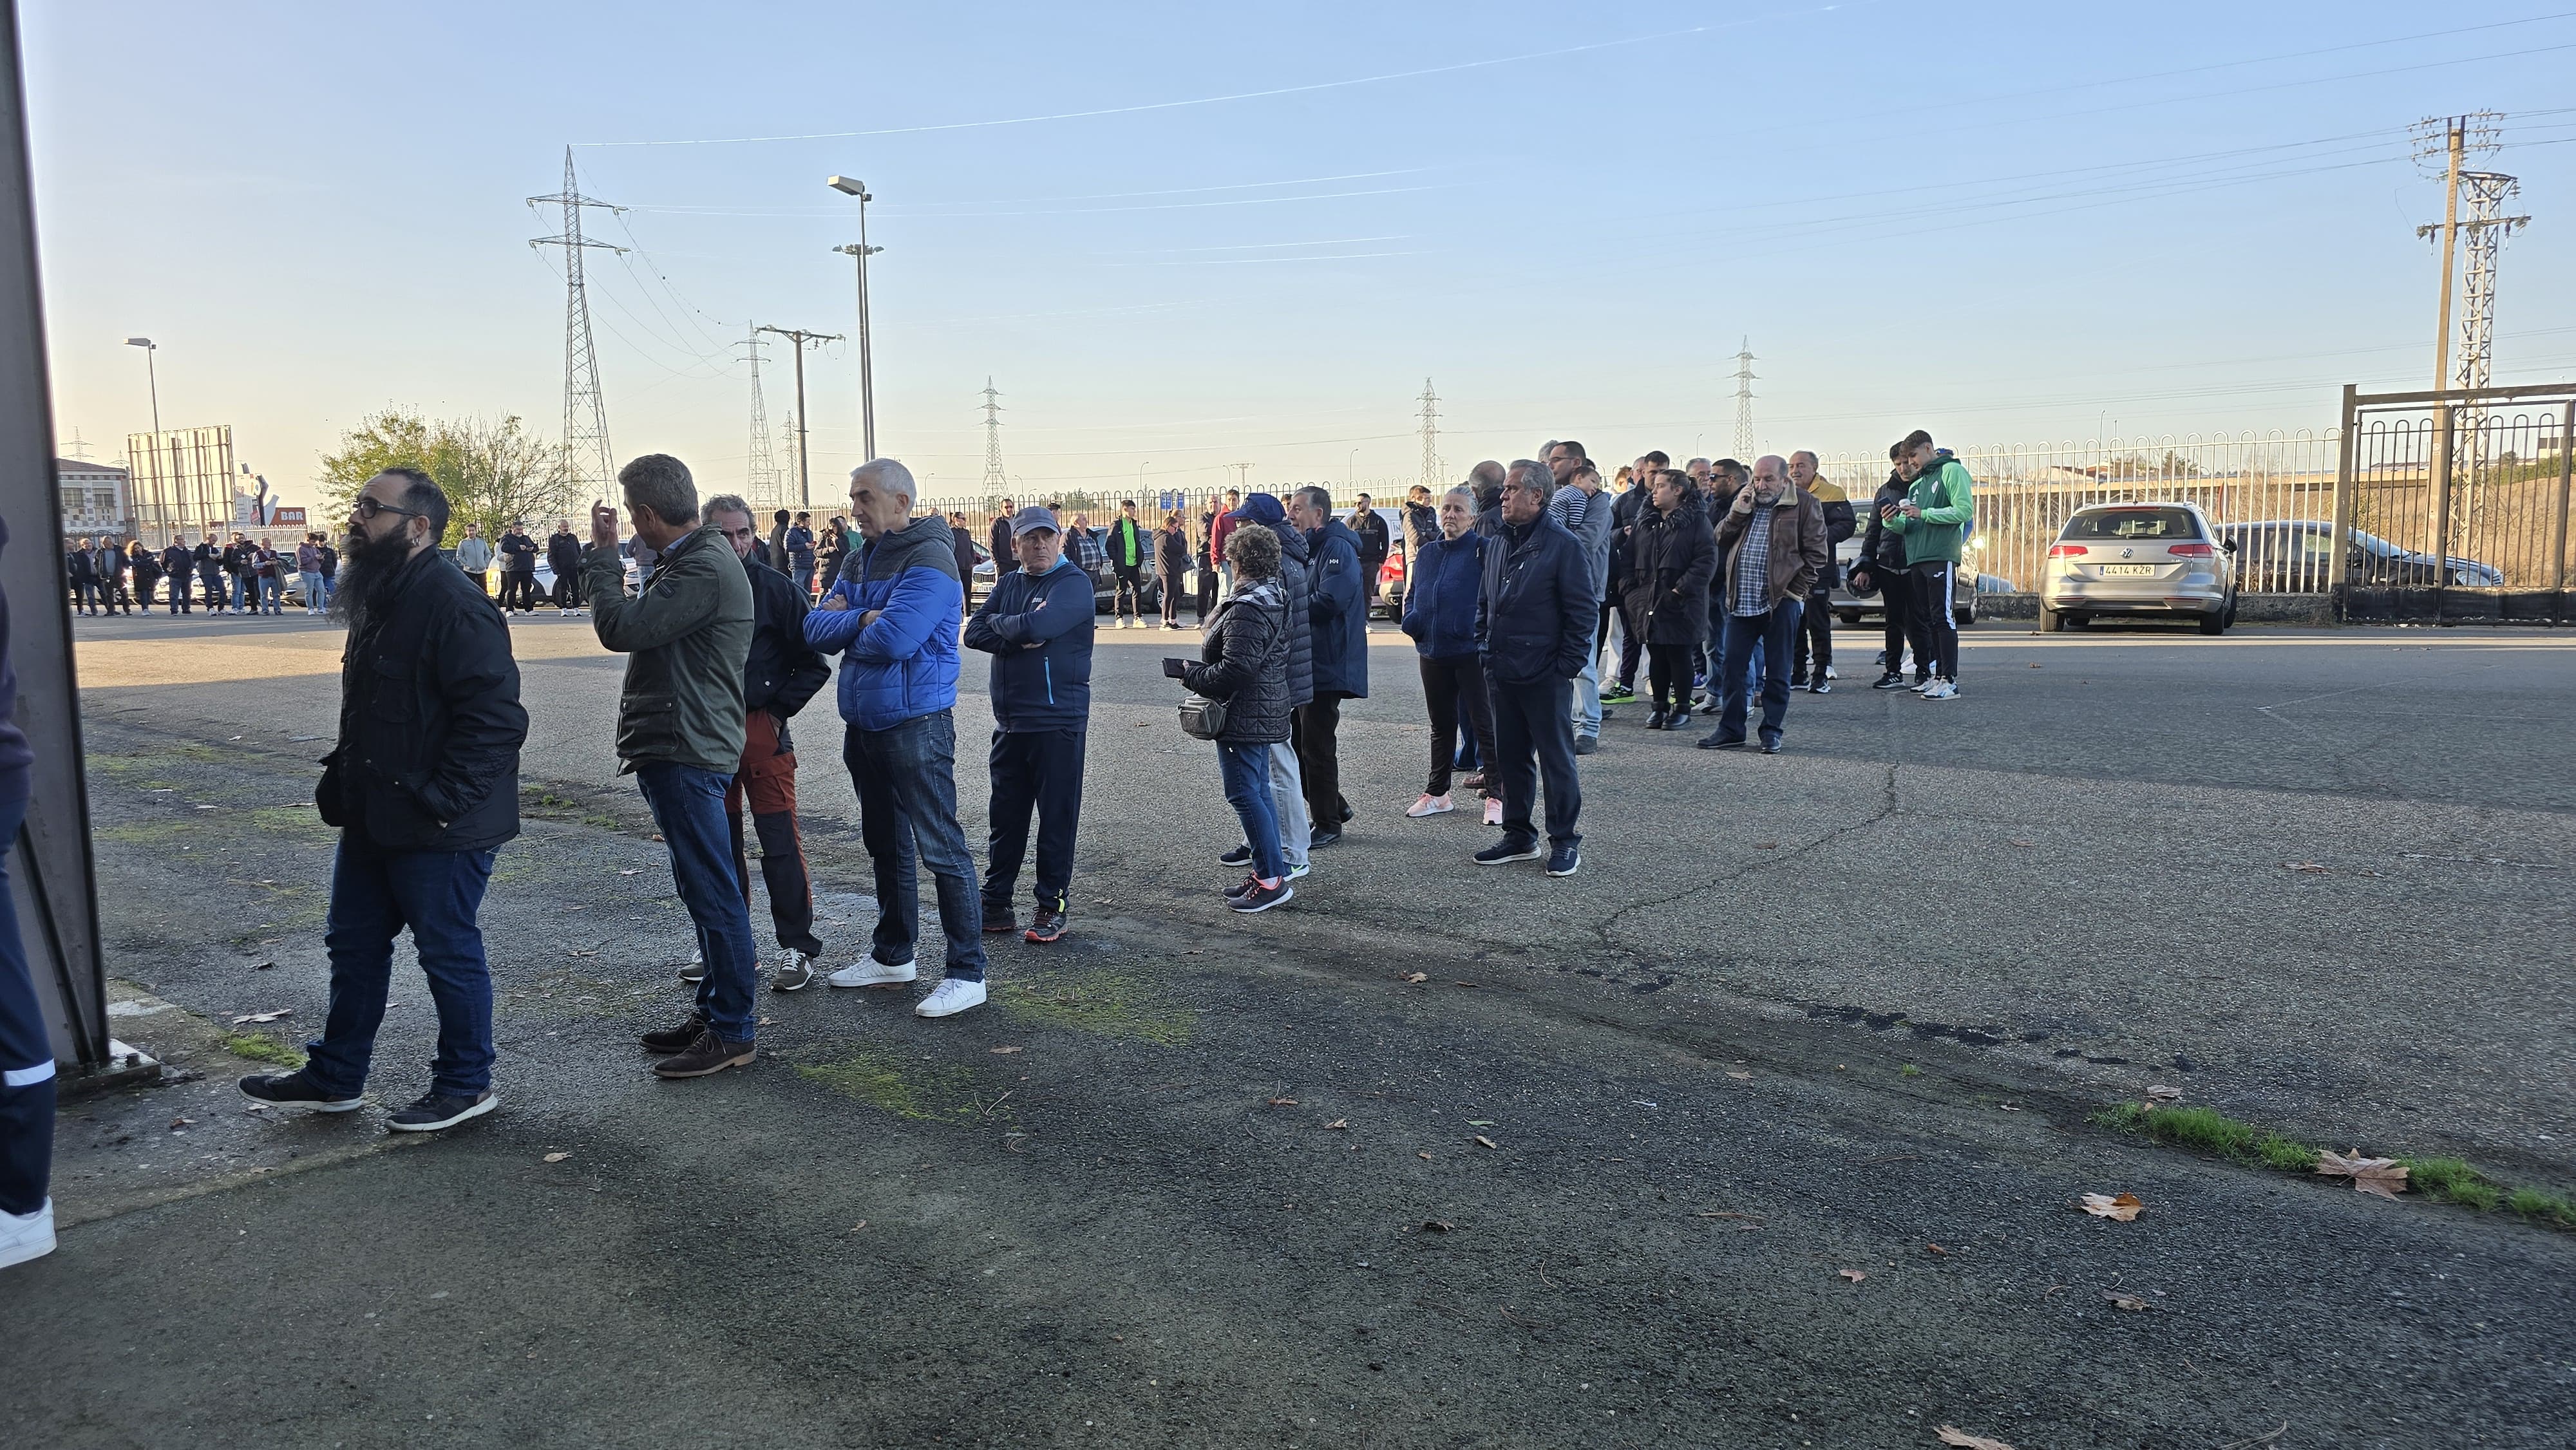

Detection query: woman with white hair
(1399, 487), (1501, 824)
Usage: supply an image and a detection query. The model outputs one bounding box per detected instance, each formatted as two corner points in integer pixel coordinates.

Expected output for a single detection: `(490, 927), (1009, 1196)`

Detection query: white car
(2040, 501), (2237, 634)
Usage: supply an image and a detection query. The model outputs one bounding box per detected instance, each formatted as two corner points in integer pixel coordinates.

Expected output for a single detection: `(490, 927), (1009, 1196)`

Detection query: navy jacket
(964, 554), (1095, 732)
(1475, 512), (1595, 687)
(1401, 532), (1484, 661)
(1234, 495), (1313, 706)
(743, 554), (831, 720)
(1305, 516), (1368, 700)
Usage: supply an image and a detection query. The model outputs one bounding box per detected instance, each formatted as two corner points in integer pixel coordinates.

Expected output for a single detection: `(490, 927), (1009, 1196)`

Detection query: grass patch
(2094, 1098), (2571, 1231)
(223, 1031), (303, 1068)
(795, 1050), (991, 1124)
(998, 970), (1193, 1046)
(93, 819), (199, 845)
(1899, 1063), (1920, 1077)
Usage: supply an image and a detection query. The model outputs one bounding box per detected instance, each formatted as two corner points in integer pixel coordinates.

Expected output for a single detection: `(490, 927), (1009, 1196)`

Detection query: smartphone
(1160, 657), (1190, 679)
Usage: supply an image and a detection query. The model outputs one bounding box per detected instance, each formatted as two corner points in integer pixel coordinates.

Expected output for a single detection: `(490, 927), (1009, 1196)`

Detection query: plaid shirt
(1731, 499), (1776, 616)
(1070, 527), (1107, 573)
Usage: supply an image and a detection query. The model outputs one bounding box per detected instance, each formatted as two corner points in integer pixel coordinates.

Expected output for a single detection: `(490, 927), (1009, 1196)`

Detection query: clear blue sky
(27, 1), (2576, 508)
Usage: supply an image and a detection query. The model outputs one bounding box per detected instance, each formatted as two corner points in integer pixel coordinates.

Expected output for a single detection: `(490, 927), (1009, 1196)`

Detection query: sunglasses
(353, 497), (422, 522)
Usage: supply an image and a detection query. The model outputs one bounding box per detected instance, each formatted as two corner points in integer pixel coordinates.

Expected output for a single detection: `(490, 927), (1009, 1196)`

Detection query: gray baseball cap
(1009, 505), (1060, 535)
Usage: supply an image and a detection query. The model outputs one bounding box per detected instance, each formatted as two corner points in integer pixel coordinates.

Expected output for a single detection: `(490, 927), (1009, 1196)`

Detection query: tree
(316, 408), (571, 546)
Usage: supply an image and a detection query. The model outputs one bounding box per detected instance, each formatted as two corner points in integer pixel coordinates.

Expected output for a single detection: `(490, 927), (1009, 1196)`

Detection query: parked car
(2040, 501), (2237, 634)
(1827, 536), (2005, 629)
(2216, 520), (2503, 592)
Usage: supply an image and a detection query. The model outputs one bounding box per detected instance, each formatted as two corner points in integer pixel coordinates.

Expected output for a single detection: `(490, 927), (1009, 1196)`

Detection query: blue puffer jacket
(805, 513), (964, 731)
(963, 554), (1095, 732)
(1305, 516), (1368, 700)
(1401, 531), (1484, 661)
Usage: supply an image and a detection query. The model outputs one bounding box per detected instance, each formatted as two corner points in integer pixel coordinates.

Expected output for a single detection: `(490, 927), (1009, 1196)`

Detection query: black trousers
(553, 570), (580, 609)
(1792, 588), (1833, 678)
(983, 726), (1086, 912)
(1419, 655), (1496, 797)
(1647, 641), (1694, 715)
(1617, 594), (1649, 688)
(1293, 696), (1347, 831)
(1909, 560), (1959, 681)
(1112, 562), (1144, 617)
(1487, 676), (1581, 847)
(1875, 566), (1914, 677)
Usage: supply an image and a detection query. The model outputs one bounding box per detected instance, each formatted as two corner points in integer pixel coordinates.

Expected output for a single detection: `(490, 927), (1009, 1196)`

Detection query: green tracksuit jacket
(1888, 453), (1975, 565)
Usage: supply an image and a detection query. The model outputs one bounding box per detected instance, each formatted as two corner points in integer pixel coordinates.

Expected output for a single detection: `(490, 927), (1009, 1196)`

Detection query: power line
(1417, 379), (1442, 489)
(1732, 341), (1757, 462)
(526, 146), (624, 500)
(980, 378), (1008, 493)
(743, 326), (779, 508)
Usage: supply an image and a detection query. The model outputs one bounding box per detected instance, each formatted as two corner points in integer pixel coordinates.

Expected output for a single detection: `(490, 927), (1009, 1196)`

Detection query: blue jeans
(305, 839), (498, 1099)
(305, 574), (332, 613)
(260, 575), (283, 614)
(0, 794), (55, 1216)
(1219, 741), (1285, 881)
(230, 574), (252, 610)
(633, 762), (761, 1040)
(844, 711), (987, 981)
(1718, 598), (1802, 746)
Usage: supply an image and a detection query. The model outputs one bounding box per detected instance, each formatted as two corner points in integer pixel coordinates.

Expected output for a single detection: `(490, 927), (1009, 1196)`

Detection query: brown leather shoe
(639, 1010), (708, 1055)
(652, 1028), (755, 1079)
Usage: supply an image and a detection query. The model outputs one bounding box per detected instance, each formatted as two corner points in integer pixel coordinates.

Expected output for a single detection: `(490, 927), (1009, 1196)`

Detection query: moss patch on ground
(2092, 1100), (2573, 1230)
(795, 1049), (995, 1125)
(996, 970), (1193, 1046)
(223, 1031), (304, 1068)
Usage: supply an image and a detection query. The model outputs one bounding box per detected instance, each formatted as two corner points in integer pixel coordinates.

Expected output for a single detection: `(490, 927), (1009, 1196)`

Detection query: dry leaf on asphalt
(1419, 1219), (1453, 1232)
(1726, 1070), (1753, 1080)
(229, 1009), (290, 1024)
(2145, 1084), (2184, 1102)
(1267, 1097), (1298, 1106)
(2316, 1149), (2410, 1198)
(1417, 1151), (1433, 1160)
(1324, 1119), (1349, 1130)
(990, 1046), (1023, 1055)
(1402, 972), (1429, 984)
(848, 1221), (869, 1232)
(542, 1152), (571, 1163)
(1473, 1135), (1499, 1150)
(1925, 1243), (1951, 1256)
(1935, 1427), (2018, 1450)
(2104, 1290), (2151, 1312)
(1837, 1268), (1867, 1283)
(2079, 1192), (2143, 1221)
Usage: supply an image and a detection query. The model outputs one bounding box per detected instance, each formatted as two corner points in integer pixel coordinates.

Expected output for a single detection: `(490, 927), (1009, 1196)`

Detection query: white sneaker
(827, 953), (919, 988)
(914, 977), (987, 1018)
(1908, 677), (1935, 693)
(1823, 664), (1839, 681)
(1286, 861), (1312, 881)
(0, 1198), (55, 1270)
(1406, 793), (1454, 818)
(1921, 679), (1958, 701)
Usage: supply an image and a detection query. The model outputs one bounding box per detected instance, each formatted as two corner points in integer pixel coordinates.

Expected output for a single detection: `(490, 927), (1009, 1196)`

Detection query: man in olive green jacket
(583, 454), (762, 1080)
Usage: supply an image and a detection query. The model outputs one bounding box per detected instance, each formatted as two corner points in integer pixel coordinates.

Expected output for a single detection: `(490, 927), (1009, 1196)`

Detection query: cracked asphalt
(14, 610), (2574, 1448)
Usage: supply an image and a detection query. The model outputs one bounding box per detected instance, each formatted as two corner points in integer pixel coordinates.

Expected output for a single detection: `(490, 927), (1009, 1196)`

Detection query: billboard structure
(125, 424), (245, 546)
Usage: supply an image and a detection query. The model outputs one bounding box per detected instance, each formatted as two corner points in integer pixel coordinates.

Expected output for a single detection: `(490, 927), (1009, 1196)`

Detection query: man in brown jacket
(1700, 454), (1829, 754)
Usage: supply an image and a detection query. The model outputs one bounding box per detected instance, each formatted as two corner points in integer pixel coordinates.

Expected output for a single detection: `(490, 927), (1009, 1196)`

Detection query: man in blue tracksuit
(805, 458), (989, 1019)
(0, 519), (57, 1271)
(965, 505), (1094, 945)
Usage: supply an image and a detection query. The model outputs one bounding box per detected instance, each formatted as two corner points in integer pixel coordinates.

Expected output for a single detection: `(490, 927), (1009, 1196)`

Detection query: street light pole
(826, 176), (884, 462)
(124, 337), (163, 543)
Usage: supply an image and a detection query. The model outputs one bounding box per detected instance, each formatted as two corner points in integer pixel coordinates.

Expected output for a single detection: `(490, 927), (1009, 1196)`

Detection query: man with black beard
(239, 468), (527, 1132)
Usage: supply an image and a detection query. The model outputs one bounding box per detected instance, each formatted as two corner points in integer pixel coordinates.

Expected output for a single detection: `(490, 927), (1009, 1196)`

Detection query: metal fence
(2333, 384), (2573, 615)
(917, 477), (1429, 565)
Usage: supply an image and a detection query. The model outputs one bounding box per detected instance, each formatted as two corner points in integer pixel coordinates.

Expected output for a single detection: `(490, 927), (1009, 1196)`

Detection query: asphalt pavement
(15, 606), (2574, 1448)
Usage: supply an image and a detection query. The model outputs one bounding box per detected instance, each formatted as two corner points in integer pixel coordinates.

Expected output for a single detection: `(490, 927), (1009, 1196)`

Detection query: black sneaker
(1698, 732), (1747, 750)
(679, 953), (706, 984)
(1668, 710), (1691, 730)
(1808, 679), (1831, 695)
(1473, 838), (1544, 865)
(1573, 735), (1600, 756)
(1308, 827), (1343, 849)
(1224, 874), (1261, 900)
(1789, 672), (1809, 690)
(981, 907), (1019, 935)
(1870, 673), (1909, 690)
(1645, 710), (1667, 731)
(1760, 736), (1784, 754)
(1229, 879), (1294, 913)
(239, 1070), (365, 1113)
(652, 1029), (757, 1080)
(1023, 905), (1068, 943)
(1218, 843), (1254, 868)
(639, 1009), (709, 1055)
(1546, 843), (1581, 878)
(386, 1089), (498, 1133)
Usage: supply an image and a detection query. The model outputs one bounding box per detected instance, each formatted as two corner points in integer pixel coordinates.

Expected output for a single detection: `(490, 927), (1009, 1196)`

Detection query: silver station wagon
(2040, 501), (2237, 634)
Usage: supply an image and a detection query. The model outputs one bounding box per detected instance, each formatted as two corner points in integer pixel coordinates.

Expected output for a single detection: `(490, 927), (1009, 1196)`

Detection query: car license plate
(2100, 563), (2155, 576)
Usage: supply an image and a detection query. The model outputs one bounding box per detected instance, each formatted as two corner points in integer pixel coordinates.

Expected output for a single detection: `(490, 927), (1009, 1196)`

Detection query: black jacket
(1476, 512), (1594, 686)
(1812, 494), (1857, 591)
(743, 554), (830, 721)
(498, 530), (538, 574)
(1609, 485), (1649, 591)
(1625, 495), (1716, 647)
(318, 547), (527, 852)
(988, 516), (1016, 574)
(1349, 507), (1390, 563)
(1182, 578), (1291, 745)
(1856, 471), (1910, 577)
(1260, 519), (1316, 707)
(1155, 523), (1191, 581)
(63, 548), (93, 583)
(547, 531), (582, 576)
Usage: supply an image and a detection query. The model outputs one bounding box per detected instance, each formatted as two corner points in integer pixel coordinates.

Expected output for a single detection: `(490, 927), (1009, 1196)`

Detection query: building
(56, 457), (129, 540)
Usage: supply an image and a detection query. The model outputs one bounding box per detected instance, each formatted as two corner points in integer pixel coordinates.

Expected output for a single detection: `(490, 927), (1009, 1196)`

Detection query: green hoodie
(1888, 451), (1975, 565)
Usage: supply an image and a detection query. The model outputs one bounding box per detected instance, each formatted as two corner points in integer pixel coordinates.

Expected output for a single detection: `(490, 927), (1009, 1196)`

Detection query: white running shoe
(826, 953), (919, 988)
(1406, 793), (1454, 818)
(914, 977), (987, 1018)
(1909, 677), (1935, 693)
(0, 1198), (55, 1270)
(1287, 860), (1312, 881)
(1921, 679), (1958, 701)
(1822, 664), (1839, 681)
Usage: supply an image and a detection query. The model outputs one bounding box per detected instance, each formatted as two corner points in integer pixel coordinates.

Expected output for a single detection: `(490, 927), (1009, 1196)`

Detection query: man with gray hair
(1544, 445), (1613, 753)
(1701, 454), (1829, 753)
(806, 458), (989, 1018)
(1472, 460), (1592, 878)
(587, 455), (764, 1078)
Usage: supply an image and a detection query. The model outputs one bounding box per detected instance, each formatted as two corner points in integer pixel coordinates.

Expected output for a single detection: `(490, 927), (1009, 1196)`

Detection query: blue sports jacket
(963, 554), (1095, 732)
(804, 513), (965, 731)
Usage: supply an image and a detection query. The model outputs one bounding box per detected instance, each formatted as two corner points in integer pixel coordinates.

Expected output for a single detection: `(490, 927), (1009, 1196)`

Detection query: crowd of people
(61, 531), (337, 616)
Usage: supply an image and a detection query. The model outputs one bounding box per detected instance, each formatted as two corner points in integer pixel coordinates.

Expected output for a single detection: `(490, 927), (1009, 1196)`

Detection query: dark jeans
(1647, 641), (1694, 715)
(794, 563), (817, 599)
(70, 580), (98, 614)
(1868, 562), (1912, 675)
(304, 838), (498, 1099)
(166, 572), (191, 612)
(1792, 588), (1832, 677)
(553, 572), (580, 610)
(1717, 599), (1801, 746)
(1616, 596), (1646, 688)
(1909, 560), (1960, 681)
(1293, 695), (1347, 829)
(1487, 675), (1581, 847)
(633, 762), (761, 1041)
(1418, 655), (1495, 796)
(985, 726), (1086, 912)
(1218, 741), (1285, 882)
(1160, 569), (1184, 625)
(0, 795), (55, 1216)
(131, 574), (156, 610)
(1112, 562), (1143, 617)
(844, 711), (987, 981)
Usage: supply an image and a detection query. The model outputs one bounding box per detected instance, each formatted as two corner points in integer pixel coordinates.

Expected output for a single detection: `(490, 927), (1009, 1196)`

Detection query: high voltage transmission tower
(2413, 113), (2531, 498)
(742, 326), (779, 508)
(527, 147), (625, 498)
(1416, 379), (1442, 487)
(1730, 339), (1757, 460)
(778, 411), (802, 506)
(980, 378), (1007, 493)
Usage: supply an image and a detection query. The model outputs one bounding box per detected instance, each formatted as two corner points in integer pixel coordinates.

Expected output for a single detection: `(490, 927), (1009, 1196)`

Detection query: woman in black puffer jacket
(1624, 469), (1716, 729)
(1180, 524), (1295, 912)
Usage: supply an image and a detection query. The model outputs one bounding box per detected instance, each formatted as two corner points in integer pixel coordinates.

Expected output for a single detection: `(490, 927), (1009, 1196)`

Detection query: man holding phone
(1883, 429), (1975, 701)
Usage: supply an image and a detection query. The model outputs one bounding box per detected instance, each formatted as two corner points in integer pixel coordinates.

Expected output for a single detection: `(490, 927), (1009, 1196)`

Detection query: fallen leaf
(1936, 1427), (2018, 1450)
(1452, 980), (1479, 988)
(2079, 1192), (2143, 1221)
(1925, 1242), (1951, 1256)
(1267, 1097), (1300, 1106)
(1324, 1119), (1349, 1130)
(169, 1117), (193, 1128)
(2316, 1148), (2409, 1198)
(848, 1221), (868, 1232)
(1998, 1102), (2023, 1112)
(991, 1046), (1024, 1055)
(649, 833), (664, 842)
(1417, 1151), (1433, 1160)
(2283, 861), (2329, 873)
(1419, 1219), (1453, 1232)
(2028, 663), (2043, 669)
(2104, 1290), (2151, 1312)
(1464, 1120), (1495, 1127)
(618, 869), (641, 876)
(1837, 1268), (1867, 1283)
(2145, 1084), (2184, 1103)
(1473, 1135), (1499, 1150)
(542, 1152), (571, 1163)
(1402, 972), (1429, 984)
(230, 1009), (292, 1024)
(1726, 1070), (1753, 1080)
(757, 1017), (775, 1026)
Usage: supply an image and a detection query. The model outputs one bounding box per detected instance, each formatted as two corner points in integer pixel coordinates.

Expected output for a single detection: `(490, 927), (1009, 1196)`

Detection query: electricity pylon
(527, 147), (625, 497)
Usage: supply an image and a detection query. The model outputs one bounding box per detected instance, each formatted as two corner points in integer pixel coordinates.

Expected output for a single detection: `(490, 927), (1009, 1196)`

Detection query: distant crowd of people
(61, 531), (341, 616)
